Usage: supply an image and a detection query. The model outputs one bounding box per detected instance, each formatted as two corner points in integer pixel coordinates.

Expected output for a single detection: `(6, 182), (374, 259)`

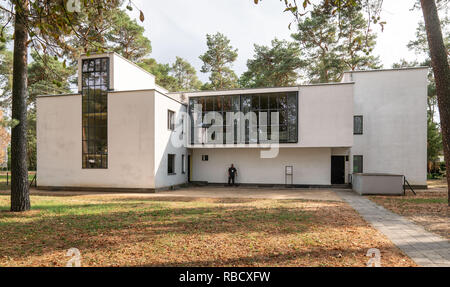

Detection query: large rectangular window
(82, 58), (109, 169)
(353, 155), (363, 173)
(189, 92), (298, 144)
(354, 115), (363, 135)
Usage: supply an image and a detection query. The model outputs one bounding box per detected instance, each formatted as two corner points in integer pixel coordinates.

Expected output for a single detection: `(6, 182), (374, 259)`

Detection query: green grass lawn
(0, 192), (415, 267)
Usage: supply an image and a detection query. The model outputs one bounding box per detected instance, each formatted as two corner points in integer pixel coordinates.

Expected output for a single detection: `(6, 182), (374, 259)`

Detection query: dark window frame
(168, 110), (175, 131)
(168, 154), (176, 175)
(354, 115), (363, 135)
(353, 155), (363, 173)
(188, 92), (298, 145)
(181, 154), (186, 174)
(81, 58), (109, 169)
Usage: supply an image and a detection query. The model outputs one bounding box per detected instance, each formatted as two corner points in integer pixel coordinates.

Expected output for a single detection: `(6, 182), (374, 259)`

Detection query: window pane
(95, 59), (101, 71)
(214, 96), (223, 111)
(288, 125), (297, 142)
(168, 110), (175, 130)
(88, 60), (95, 72)
(279, 110), (287, 125)
(82, 58), (109, 169)
(353, 155), (363, 173)
(232, 95), (240, 111)
(189, 92), (298, 145)
(205, 97), (214, 111)
(223, 96), (232, 111)
(182, 155), (185, 173)
(198, 97), (206, 112)
(82, 61), (89, 72)
(279, 125), (288, 142)
(354, 116), (363, 134)
(278, 94), (287, 110)
(251, 95), (260, 110)
(269, 94), (278, 109)
(241, 95), (251, 112)
(260, 94), (268, 110)
(168, 154), (175, 174)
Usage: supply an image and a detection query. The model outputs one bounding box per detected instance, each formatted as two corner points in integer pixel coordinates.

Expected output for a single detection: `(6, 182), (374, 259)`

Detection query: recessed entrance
(331, 156), (346, 184)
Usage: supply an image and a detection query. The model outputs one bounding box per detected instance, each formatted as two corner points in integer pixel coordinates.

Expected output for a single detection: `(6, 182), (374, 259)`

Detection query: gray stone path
(336, 190), (450, 267)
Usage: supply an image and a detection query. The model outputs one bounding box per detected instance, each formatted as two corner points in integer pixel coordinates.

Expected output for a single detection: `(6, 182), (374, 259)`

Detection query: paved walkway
(336, 190), (450, 267)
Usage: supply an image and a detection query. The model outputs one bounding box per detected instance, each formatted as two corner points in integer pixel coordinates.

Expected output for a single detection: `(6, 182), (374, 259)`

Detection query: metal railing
(403, 176), (416, 196)
(3, 172), (37, 188)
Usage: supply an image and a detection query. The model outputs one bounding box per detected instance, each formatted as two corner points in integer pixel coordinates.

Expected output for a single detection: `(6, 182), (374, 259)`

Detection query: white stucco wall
(111, 54), (156, 91)
(345, 68), (428, 185)
(77, 53), (156, 92)
(298, 83), (354, 147)
(153, 91), (188, 188)
(191, 148), (332, 185)
(37, 90), (155, 189)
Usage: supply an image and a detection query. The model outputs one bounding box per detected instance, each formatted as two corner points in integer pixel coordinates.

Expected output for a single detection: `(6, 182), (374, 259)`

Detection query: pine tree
(199, 33), (238, 90)
(171, 57), (202, 91)
(240, 39), (304, 88)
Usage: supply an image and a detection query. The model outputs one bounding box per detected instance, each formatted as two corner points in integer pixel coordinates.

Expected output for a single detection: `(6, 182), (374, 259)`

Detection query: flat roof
(37, 89), (186, 105)
(36, 93), (81, 98)
(169, 81), (354, 97)
(344, 66), (428, 74)
(80, 51), (156, 80)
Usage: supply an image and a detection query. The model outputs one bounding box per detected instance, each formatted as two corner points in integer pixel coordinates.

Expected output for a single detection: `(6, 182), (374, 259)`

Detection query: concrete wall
(111, 54), (156, 91)
(345, 68), (428, 185)
(77, 53), (156, 92)
(191, 148), (332, 185)
(37, 90), (155, 189)
(153, 91), (188, 188)
(353, 174), (404, 195)
(298, 84), (353, 147)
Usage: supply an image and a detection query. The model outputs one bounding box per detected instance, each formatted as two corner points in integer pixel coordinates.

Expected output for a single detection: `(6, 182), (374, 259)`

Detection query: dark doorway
(187, 155), (191, 182)
(331, 156), (345, 184)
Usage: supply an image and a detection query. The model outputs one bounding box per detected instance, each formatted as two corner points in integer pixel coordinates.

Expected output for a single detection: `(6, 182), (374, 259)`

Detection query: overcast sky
(133, 0), (426, 82)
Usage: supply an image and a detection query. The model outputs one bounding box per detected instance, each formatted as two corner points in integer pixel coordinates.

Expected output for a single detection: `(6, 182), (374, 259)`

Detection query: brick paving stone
(336, 190), (450, 267)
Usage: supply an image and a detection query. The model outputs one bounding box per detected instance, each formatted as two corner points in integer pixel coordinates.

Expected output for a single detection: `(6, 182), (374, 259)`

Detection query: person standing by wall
(228, 164), (237, 186)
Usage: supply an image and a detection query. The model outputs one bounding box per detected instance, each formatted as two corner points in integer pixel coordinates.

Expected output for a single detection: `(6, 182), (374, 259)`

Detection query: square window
(202, 155), (209, 161)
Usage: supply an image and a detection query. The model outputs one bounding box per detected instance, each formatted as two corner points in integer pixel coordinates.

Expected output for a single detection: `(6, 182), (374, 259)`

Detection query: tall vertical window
(181, 154), (186, 174)
(168, 110), (175, 130)
(168, 154), (175, 174)
(82, 58), (109, 169)
(353, 155), (363, 173)
(354, 115), (363, 135)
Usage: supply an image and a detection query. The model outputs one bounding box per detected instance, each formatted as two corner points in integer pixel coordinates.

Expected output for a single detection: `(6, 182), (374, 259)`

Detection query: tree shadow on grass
(129, 242), (407, 267)
(0, 201), (374, 263)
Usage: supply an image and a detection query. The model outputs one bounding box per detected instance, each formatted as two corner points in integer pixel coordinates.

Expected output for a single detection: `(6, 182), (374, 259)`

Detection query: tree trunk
(420, 0), (450, 205)
(10, 0), (30, 212)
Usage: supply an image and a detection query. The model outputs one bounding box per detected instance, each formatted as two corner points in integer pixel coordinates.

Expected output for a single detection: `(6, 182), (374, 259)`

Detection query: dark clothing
(228, 167), (237, 186)
(228, 167), (237, 177)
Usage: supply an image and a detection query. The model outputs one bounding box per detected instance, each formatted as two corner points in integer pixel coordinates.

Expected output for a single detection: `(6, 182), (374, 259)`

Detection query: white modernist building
(36, 52), (428, 191)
